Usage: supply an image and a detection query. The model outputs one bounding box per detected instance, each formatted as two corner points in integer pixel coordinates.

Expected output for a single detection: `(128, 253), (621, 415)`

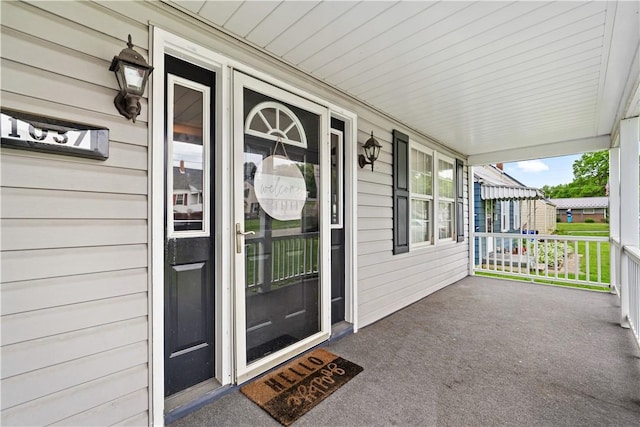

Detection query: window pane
(438, 159), (454, 199)
(439, 201), (453, 239)
(172, 84), (205, 232)
(330, 132), (342, 225)
(411, 148), (432, 196)
(411, 199), (431, 244)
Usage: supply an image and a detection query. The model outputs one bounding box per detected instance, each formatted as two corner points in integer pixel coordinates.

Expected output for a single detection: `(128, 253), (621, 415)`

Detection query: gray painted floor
(171, 276), (640, 426)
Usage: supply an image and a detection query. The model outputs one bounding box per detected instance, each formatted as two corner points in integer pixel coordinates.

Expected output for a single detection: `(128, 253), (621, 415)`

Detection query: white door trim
(150, 26), (359, 423)
(150, 27), (232, 425)
(330, 112), (358, 330)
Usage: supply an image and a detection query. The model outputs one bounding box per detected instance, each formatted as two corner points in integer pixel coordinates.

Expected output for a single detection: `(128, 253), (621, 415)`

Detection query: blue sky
(502, 154), (581, 189)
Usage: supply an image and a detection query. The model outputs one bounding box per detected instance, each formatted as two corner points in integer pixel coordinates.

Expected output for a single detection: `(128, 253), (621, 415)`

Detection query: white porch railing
(623, 245), (640, 347)
(474, 232), (609, 288)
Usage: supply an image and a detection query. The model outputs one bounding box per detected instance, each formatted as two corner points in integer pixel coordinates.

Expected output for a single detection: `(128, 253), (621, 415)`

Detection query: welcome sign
(254, 155), (307, 221)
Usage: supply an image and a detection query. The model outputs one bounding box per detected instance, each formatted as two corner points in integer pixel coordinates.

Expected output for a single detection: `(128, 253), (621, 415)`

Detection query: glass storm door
(164, 56), (215, 396)
(233, 73), (329, 382)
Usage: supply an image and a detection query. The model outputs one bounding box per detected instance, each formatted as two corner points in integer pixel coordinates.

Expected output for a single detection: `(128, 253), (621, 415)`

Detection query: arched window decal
(245, 101), (307, 148)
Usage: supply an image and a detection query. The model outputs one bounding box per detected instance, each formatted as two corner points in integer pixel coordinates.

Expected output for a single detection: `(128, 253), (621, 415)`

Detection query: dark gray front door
(164, 55), (216, 396)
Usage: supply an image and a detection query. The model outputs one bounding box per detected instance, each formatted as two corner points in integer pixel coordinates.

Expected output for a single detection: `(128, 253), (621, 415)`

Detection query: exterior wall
(356, 118), (469, 327)
(557, 208), (608, 223)
(0, 1), (150, 425)
(1, 1), (470, 424)
(521, 200), (557, 233)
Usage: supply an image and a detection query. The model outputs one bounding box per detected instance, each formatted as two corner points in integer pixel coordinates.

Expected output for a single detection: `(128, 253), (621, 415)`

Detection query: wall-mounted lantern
(109, 35), (153, 122)
(358, 131), (382, 171)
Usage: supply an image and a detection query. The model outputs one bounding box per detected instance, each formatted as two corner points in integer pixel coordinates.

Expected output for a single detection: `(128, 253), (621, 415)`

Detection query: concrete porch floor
(171, 276), (640, 426)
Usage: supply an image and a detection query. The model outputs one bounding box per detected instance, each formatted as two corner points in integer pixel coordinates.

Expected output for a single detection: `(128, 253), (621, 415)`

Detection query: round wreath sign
(253, 155), (307, 221)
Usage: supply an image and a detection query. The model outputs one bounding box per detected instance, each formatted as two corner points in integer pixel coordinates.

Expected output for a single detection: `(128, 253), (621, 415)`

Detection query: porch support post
(619, 116), (639, 328)
(609, 146), (620, 295)
(469, 166), (475, 276)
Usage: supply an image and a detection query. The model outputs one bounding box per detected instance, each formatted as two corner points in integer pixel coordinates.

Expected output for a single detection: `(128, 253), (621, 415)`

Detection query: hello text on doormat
(240, 348), (363, 426)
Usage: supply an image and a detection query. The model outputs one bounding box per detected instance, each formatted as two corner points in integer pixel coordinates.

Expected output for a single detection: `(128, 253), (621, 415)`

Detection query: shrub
(585, 218), (595, 223)
(535, 241), (572, 267)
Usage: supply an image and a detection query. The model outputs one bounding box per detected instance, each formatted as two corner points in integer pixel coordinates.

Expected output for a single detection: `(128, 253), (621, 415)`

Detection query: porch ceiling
(167, 1), (639, 164)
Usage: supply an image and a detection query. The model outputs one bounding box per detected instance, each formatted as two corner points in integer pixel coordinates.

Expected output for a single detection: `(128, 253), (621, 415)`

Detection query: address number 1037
(0, 109), (109, 160)
(1, 113), (90, 148)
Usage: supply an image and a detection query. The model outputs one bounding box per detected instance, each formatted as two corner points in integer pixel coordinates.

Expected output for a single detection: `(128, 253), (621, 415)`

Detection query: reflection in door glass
(243, 88), (321, 364)
(172, 84), (204, 232)
(330, 131), (343, 226)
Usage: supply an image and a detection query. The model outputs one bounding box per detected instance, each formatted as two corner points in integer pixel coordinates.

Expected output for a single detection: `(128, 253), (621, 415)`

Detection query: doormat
(240, 348), (363, 426)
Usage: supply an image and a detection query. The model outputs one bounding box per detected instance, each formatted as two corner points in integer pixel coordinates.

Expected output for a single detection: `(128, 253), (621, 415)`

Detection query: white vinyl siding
(1, 1), (149, 425)
(357, 118), (469, 327)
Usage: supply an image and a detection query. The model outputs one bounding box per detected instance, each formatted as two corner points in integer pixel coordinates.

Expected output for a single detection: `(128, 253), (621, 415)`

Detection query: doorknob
(236, 223), (255, 254)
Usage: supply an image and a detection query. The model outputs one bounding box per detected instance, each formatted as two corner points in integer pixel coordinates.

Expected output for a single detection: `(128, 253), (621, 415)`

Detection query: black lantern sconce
(109, 35), (154, 122)
(358, 131), (382, 171)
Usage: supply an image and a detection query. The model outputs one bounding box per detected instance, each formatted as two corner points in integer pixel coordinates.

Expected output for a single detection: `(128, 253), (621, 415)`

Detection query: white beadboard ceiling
(167, 1), (640, 164)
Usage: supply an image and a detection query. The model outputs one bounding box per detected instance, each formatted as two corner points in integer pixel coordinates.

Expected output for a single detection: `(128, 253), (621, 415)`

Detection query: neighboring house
(527, 198), (558, 234)
(551, 197), (609, 222)
(473, 164), (547, 262)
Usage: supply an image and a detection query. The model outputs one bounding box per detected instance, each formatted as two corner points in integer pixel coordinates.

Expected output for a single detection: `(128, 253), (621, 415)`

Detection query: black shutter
(456, 158), (465, 242)
(393, 130), (410, 254)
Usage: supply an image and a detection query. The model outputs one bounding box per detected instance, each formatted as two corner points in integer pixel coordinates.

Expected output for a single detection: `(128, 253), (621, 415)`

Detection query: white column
(619, 116), (640, 328)
(469, 166), (475, 275)
(609, 146), (620, 295)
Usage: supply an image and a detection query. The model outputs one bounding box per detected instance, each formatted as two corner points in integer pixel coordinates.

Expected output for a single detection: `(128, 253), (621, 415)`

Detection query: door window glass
(168, 76), (210, 236)
(242, 88), (321, 364)
(330, 130), (343, 227)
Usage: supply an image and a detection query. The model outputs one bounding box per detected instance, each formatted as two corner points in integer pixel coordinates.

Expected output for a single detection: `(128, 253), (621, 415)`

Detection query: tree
(571, 151), (609, 194)
(541, 151), (609, 198)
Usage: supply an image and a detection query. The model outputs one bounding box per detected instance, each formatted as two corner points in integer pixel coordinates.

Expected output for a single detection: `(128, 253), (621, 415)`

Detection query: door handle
(236, 223), (255, 254)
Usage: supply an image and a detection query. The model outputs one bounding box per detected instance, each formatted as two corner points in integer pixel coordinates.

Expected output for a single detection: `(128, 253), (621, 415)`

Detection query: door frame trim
(151, 27), (358, 424)
(151, 28), (232, 424)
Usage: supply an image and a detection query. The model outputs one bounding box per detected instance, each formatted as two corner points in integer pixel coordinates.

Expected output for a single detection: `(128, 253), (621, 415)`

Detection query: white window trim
(409, 142), (434, 249)
(513, 201), (520, 230)
(245, 101), (308, 148)
(166, 74), (211, 239)
(501, 200), (510, 232)
(435, 153), (456, 244)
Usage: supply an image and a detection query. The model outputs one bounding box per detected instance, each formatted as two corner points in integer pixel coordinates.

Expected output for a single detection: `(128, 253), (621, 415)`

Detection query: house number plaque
(1, 109), (109, 159)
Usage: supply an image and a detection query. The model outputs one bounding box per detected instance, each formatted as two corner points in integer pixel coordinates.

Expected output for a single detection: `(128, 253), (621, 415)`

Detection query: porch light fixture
(359, 131), (382, 171)
(109, 34), (153, 122)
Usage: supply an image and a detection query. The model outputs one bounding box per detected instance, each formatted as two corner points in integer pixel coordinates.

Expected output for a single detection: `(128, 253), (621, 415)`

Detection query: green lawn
(553, 222), (610, 284)
(555, 222), (610, 236)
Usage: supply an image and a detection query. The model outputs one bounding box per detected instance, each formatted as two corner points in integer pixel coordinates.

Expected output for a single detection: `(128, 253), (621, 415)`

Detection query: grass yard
(555, 222), (610, 236)
(555, 222), (610, 285)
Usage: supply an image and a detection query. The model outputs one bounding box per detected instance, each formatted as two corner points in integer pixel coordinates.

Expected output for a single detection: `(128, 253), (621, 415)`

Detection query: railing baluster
(585, 241), (590, 283)
(472, 232), (609, 287)
(564, 239), (569, 280)
(553, 239), (560, 279)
